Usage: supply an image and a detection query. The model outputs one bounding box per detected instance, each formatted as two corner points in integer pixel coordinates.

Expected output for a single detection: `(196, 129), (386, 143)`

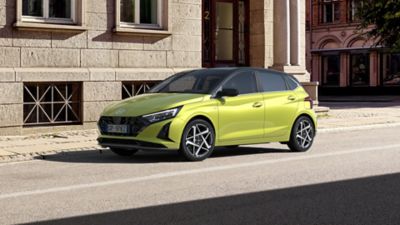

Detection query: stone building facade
(0, 0), (311, 135)
(307, 0), (400, 95)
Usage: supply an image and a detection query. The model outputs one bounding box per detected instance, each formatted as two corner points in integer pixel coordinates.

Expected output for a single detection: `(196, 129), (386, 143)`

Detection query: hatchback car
(98, 68), (317, 161)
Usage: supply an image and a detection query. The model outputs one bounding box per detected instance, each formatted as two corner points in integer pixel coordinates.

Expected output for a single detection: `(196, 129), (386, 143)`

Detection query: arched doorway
(202, 0), (249, 67)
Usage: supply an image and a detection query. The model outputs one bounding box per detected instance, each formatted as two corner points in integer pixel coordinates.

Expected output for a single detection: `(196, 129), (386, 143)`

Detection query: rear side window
(285, 75), (300, 90)
(222, 72), (258, 95)
(258, 72), (288, 92)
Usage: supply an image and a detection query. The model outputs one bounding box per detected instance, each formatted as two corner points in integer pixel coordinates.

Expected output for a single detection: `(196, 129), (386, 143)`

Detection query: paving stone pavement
(0, 100), (399, 162)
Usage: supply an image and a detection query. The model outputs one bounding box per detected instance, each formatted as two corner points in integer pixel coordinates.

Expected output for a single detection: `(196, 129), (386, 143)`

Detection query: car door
(217, 71), (265, 142)
(257, 71), (299, 138)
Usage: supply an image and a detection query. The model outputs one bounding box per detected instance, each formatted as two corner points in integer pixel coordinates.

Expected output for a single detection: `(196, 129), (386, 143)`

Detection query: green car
(98, 68), (317, 161)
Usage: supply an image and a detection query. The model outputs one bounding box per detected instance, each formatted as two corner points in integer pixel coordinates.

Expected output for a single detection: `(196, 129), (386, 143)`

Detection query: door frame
(202, 0), (250, 68)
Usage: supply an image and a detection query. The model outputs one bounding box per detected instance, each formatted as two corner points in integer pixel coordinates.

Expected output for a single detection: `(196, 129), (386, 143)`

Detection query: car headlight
(142, 107), (182, 123)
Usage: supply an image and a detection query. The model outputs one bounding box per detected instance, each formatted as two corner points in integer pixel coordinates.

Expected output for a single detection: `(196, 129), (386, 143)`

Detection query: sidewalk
(1, 100), (399, 162)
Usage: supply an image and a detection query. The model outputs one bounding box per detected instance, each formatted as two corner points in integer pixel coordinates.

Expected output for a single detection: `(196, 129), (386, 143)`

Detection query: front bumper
(97, 117), (185, 150)
(98, 137), (173, 151)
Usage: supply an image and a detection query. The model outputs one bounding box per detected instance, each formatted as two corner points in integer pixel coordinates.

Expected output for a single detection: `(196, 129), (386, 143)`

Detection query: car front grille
(98, 116), (150, 136)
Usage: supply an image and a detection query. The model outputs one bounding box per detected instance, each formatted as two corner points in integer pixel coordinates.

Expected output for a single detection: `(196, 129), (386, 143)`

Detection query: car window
(285, 75), (300, 90)
(150, 69), (232, 94)
(222, 72), (258, 95)
(168, 75), (196, 92)
(258, 72), (288, 92)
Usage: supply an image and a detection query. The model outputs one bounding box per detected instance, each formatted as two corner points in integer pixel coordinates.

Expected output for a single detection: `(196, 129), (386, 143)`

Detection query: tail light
(305, 96), (313, 109)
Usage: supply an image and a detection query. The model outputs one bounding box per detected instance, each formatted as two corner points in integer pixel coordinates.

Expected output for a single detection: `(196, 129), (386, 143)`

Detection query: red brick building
(306, 0), (400, 95)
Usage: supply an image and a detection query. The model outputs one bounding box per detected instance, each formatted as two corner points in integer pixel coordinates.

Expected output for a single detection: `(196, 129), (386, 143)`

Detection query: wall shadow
(24, 173), (400, 225)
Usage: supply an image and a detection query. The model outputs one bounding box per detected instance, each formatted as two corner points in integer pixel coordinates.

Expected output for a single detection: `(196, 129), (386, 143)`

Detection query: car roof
(194, 67), (289, 76)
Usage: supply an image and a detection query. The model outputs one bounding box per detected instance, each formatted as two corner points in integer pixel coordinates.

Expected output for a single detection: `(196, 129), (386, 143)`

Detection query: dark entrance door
(202, 0), (249, 67)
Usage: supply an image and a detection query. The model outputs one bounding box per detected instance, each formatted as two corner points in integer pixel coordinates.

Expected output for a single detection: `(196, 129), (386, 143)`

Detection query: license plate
(107, 125), (129, 134)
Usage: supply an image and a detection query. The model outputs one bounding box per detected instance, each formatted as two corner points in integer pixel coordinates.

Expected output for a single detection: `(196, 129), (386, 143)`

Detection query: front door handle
(288, 95), (297, 101)
(253, 102), (263, 108)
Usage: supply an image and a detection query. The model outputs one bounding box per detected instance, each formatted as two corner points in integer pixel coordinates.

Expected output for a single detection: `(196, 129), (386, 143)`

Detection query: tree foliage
(358, 0), (400, 50)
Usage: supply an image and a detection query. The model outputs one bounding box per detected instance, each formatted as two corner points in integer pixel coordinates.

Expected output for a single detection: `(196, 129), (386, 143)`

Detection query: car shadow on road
(22, 173), (400, 225)
(36, 146), (290, 164)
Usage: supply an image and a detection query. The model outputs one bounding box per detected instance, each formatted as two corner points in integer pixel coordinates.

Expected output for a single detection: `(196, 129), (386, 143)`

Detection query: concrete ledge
(15, 68), (90, 82)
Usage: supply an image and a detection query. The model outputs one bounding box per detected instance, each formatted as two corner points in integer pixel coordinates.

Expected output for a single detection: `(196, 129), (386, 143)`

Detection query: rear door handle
(288, 95), (297, 101)
(253, 102), (263, 108)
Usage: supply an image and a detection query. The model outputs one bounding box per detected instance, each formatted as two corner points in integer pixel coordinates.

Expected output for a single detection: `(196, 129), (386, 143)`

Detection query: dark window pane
(140, 0), (158, 24)
(334, 3), (340, 21)
(351, 53), (369, 86)
(382, 53), (400, 86)
(324, 4), (333, 23)
(322, 54), (340, 86)
(223, 72), (257, 95)
(258, 72), (287, 92)
(49, 0), (71, 19)
(121, 0), (135, 23)
(22, 0), (43, 17)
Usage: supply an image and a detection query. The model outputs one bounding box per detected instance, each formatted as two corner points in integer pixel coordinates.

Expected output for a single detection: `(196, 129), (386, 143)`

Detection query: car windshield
(149, 69), (232, 94)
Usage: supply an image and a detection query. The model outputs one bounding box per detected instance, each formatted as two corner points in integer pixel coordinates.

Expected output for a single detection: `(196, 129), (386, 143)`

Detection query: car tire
(288, 116), (315, 152)
(110, 148), (138, 157)
(180, 119), (215, 161)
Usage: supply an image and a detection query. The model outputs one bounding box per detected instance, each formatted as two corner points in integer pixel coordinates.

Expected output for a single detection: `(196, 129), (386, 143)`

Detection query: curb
(318, 122), (400, 134)
(1, 122), (400, 163)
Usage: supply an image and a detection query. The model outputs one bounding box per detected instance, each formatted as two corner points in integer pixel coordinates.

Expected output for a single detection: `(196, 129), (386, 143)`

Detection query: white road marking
(1, 144), (399, 200)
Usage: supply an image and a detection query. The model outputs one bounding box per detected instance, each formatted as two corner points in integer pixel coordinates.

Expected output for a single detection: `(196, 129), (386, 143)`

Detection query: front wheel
(110, 148), (138, 157)
(180, 119), (215, 161)
(288, 116), (315, 152)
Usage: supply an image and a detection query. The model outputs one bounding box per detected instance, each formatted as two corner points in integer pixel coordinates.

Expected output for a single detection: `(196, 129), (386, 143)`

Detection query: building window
(16, 0), (85, 29)
(350, 52), (370, 86)
(321, 54), (340, 86)
(349, 0), (362, 22)
(381, 53), (400, 86)
(118, 0), (164, 30)
(21, 0), (75, 24)
(122, 81), (160, 99)
(23, 83), (82, 126)
(320, 0), (340, 23)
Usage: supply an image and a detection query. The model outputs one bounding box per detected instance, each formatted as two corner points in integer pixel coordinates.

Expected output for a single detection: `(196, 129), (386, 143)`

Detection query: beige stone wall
(0, 0), (311, 135)
(0, 0), (202, 134)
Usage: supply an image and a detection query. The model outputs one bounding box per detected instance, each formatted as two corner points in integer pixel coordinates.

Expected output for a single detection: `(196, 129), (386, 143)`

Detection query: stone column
(290, 0), (300, 66)
(273, 0), (290, 67)
(340, 52), (348, 87)
(370, 51), (378, 87)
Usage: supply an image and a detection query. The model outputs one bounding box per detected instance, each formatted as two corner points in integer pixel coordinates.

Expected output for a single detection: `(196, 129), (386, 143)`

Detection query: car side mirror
(215, 88), (239, 98)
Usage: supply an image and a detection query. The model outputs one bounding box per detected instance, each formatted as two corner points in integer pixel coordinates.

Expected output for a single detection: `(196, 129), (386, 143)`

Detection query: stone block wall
(0, 0), (202, 135)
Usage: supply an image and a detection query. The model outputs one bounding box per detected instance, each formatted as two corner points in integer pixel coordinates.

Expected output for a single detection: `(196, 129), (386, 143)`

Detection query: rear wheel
(110, 148), (138, 157)
(288, 116), (315, 152)
(180, 119), (215, 161)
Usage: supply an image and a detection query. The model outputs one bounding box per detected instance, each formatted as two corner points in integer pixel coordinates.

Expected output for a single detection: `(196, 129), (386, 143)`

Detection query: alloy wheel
(180, 119), (215, 161)
(295, 119), (314, 149)
(185, 123), (213, 159)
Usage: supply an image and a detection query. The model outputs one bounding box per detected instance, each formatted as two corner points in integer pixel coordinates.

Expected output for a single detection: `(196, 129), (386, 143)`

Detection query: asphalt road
(0, 126), (399, 225)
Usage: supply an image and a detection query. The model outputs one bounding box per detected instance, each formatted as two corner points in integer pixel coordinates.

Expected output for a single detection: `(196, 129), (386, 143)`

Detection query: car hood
(101, 93), (207, 117)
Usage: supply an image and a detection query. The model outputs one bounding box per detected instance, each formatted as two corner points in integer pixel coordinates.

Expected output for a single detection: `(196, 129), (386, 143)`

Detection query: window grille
(122, 81), (160, 99)
(23, 83), (82, 126)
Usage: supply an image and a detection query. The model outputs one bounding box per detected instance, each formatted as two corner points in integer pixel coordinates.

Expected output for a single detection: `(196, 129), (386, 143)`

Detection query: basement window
(122, 81), (161, 99)
(23, 83), (82, 126)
